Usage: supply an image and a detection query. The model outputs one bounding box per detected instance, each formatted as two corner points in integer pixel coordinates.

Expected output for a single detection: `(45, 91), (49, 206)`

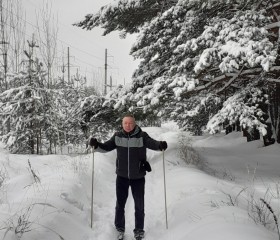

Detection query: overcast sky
(22, 0), (140, 90)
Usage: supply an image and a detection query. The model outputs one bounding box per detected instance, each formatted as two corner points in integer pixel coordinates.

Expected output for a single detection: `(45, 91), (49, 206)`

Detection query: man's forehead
(122, 116), (135, 122)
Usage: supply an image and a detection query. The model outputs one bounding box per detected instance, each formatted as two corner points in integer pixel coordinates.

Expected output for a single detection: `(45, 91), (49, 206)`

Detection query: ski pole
(90, 147), (95, 228)
(162, 150), (168, 229)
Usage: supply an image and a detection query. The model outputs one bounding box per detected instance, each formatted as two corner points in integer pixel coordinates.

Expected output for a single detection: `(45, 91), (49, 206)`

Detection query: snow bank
(0, 125), (279, 240)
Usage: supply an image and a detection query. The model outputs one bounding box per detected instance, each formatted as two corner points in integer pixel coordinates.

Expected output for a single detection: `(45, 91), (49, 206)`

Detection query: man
(89, 113), (167, 240)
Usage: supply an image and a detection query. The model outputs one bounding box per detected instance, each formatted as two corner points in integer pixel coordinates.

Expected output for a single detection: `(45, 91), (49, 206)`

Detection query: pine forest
(1, 0), (280, 154)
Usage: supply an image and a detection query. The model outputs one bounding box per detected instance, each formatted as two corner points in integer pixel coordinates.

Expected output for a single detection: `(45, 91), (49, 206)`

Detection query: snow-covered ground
(0, 123), (279, 240)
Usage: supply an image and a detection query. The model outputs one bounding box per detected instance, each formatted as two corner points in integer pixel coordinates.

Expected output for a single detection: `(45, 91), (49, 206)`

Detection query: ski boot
(134, 230), (145, 240)
(117, 231), (124, 240)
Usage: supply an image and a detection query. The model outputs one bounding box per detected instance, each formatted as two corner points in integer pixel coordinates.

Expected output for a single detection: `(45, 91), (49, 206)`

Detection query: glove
(140, 160), (152, 172)
(89, 137), (98, 149)
(159, 141), (167, 151)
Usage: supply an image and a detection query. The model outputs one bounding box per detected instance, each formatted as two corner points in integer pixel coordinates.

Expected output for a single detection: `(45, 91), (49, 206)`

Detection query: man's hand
(89, 137), (98, 149)
(159, 141), (167, 151)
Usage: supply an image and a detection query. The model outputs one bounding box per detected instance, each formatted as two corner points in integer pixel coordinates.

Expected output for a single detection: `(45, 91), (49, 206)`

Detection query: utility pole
(60, 61), (66, 84)
(104, 48), (108, 95)
(0, 39), (9, 133)
(59, 48), (76, 85)
(110, 76), (112, 91)
(0, 42), (8, 89)
(68, 47), (70, 84)
(0, 0), (9, 90)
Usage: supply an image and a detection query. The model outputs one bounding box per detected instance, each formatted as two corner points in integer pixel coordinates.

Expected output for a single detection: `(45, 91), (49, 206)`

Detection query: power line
(23, 0), (110, 61)
(1, 1), (130, 88)
(1, 3), (104, 63)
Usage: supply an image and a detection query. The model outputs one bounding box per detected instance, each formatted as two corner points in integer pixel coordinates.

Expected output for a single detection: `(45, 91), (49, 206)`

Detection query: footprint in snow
(60, 192), (84, 210)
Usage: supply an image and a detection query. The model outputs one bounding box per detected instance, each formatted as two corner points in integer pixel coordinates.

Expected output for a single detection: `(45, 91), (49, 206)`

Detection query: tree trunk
(269, 82), (280, 143)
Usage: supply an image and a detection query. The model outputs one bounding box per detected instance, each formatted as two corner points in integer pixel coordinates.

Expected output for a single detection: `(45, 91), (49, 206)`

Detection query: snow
(0, 123), (279, 240)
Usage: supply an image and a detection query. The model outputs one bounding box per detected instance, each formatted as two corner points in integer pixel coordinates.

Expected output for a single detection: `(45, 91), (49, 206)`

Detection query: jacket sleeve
(97, 134), (117, 152)
(142, 132), (160, 151)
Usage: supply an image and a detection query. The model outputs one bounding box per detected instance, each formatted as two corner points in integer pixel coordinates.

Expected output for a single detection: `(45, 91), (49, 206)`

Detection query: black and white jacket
(97, 125), (161, 179)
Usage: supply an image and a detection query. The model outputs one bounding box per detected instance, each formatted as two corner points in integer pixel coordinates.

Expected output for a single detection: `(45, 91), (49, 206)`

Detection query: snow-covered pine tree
(73, 0), (175, 36)
(42, 76), (95, 154)
(76, 0), (280, 144)
(169, 94), (222, 135)
(62, 83), (97, 146)
(78, 93), (120, 142)
(0, 42), (49, 153)
(0, 39), (69, 154)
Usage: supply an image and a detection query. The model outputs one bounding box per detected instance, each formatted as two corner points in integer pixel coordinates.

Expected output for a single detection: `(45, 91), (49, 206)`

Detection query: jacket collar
(122, 125), (141, 137)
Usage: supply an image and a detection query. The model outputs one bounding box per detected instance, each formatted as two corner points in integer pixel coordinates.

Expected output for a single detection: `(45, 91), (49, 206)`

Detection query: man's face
(122, 116), (136, 133)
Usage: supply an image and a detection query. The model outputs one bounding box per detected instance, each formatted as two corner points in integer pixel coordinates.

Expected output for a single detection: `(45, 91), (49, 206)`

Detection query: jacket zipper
(127, 135), (130, 179)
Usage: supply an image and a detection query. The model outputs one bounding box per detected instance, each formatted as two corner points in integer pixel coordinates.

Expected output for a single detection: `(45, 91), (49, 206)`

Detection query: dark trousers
(114, 176), (145, 233)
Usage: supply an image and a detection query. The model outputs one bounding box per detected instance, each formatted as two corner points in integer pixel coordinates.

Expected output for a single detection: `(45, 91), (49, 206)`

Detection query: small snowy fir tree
(0, 55), (49, 153)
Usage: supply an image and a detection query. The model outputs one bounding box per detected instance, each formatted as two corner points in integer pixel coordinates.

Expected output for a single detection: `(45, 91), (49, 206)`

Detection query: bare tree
(0, 0), (10, 90)
(0, 0), (26, 90)
(35, 0), (58, 88)
(0, 0), (26, 135)
(9, 0), (26, 75)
